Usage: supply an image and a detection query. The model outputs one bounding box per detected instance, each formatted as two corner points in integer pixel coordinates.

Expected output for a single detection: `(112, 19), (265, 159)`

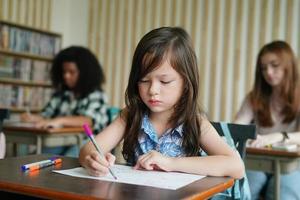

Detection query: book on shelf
(31, 60), (51, 83)
(0, 20), (61, 113)
(0, 84), (52, 111)
(0, 55), (14, 78)
(0, 22), (61, 57)
(0, 54), (51, 84)
(0, 24), (9, 49)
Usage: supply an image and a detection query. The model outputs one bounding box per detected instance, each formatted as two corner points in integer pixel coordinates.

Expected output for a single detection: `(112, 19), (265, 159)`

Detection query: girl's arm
(235, 96), (300, 146)
(168, 119), (244, 179)
(287, 132), (300, 144)
(234, 96), (254, 124)
(250, 131), (300, 147)
(79, 116), (125, 176)
(20, 113), (44, 123)
(35, 116), (92, 128)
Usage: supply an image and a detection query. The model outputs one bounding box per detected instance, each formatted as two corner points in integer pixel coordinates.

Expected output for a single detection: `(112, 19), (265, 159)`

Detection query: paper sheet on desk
(53, 164), (205, 190)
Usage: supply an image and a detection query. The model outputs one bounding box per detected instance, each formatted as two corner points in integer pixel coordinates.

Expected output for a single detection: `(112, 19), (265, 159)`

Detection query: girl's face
(260, 53), (285, 88)
(63, 62), (80, 89)
(138, 59), (184, 117)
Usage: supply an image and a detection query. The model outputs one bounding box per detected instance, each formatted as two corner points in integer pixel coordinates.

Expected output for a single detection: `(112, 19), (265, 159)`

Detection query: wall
(87, 0), (300, 122)
(0, 0), (88, 47)
(51, 0), (88, 47)
(0, 0), (52, 29)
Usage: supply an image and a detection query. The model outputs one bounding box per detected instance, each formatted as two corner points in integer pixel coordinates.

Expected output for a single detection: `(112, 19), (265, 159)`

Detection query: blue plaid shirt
(134, 115), (186, 162)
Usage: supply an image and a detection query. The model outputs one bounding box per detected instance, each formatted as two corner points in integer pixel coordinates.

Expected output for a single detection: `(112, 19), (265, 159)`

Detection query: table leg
(36, 136), (42, 154)
(274, 159), (280, 200)
(77, 134), (82, 148)
(13, 143), (18, 157)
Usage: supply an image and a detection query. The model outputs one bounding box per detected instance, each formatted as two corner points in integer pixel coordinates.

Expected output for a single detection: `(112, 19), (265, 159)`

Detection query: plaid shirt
(41, 90), (109, 134)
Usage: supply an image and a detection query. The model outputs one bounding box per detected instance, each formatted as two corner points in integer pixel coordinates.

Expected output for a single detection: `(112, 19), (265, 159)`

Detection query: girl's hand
(35, 118), (63, 129)
(20, 113), (43, 123)
(248, 135), (267, 147)
(83, 151), (116, 177)
(134, 150), (173, 172)
(248, 134), (283, 147)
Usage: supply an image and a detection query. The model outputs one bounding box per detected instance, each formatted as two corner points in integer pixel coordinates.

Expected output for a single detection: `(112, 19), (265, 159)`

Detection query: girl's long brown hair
(250, 41), (300, 126)
(122, 27), (202, 164)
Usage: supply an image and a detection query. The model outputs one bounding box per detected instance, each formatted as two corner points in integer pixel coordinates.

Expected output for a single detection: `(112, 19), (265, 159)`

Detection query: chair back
(210, 122), (254, 200)
(107, 107), (121, 124)
(211, 122), (256, 159)
(0, 109), (9, 159)
(0, 109), (9, 132)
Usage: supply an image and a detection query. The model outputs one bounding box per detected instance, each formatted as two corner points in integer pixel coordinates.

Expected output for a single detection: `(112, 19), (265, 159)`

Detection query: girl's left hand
(35, 118), (63, 129)
(133, 150), (173, 172)
(248, 133), (283, 148)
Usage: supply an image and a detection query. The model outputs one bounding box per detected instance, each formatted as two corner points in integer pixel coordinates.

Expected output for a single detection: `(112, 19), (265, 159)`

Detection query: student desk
(0, 155), (234, 200)
(3, 123), (83, 156)
(245, 147), (300, 200)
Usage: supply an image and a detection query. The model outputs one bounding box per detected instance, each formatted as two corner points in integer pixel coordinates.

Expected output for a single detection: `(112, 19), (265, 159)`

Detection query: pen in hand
(83, 124), (117, 179)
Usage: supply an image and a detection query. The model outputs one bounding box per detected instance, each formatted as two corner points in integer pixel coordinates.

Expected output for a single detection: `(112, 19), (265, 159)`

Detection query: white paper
(53, 164), (205, 190)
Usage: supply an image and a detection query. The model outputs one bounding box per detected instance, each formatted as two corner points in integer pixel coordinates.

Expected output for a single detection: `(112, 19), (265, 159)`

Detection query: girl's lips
(149, 100), (161, 105)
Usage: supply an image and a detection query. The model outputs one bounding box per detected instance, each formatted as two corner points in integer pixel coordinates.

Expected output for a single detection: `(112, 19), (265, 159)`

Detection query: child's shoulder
(198, 115), (218, 136)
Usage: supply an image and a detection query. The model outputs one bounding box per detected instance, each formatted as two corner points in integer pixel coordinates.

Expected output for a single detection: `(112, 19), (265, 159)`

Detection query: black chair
(211, 122), (256, 159)
(208, 122), (255, 200)
(0, 109), (9, 132)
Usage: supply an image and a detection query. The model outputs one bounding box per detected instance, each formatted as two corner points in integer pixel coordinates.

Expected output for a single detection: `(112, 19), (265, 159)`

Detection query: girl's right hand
(20, 113), (43, 123)
(83, 151), (116, 177)
(248, 134), (283, 148)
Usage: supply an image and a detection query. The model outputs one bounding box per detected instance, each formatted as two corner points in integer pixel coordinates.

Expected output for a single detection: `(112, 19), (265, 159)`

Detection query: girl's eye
(272, 63), (279, 68)
(161, 80), (172, 84)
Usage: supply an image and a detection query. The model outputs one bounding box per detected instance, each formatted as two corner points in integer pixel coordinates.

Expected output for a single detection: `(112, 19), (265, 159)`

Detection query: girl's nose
(266, 66), (273, 76)
(64, 72), (71, 80)
(149, 82), (159, 96)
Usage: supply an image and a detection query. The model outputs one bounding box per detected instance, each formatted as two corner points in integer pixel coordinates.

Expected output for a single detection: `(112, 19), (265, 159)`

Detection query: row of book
(0, 84), (52, 109)
(0, 23), (61, 57)
(0, 55), (51, 83)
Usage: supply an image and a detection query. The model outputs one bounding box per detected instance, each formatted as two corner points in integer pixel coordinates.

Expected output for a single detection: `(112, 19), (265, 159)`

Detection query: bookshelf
(0, 20), (62, 113)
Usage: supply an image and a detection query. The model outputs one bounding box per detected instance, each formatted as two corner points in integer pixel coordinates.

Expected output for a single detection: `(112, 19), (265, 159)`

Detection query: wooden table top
(3, 122), (83, 134)
(246, 147), (300, 157)
(0, 155), (234, 200)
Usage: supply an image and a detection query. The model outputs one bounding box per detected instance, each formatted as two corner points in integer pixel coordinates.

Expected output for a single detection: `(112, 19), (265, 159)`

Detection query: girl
(21, 46), (109, 156)
(235, 41), (300, 200)
(79, 27), (244, 179)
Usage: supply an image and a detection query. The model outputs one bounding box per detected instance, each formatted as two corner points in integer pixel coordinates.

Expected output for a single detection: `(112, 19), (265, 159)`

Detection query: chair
(107, 106), (121, 124)
(0, 109), (9, 158)
(0, 109), (9, 132)
(210, 122), (256, 200)
(211, 122), (256, 159)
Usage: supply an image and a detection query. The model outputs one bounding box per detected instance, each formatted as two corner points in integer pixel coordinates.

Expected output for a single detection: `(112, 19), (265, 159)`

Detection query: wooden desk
(245, 147), (300, 200)
(0, 155), (234, 200)
(3, 123), (83, 155)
